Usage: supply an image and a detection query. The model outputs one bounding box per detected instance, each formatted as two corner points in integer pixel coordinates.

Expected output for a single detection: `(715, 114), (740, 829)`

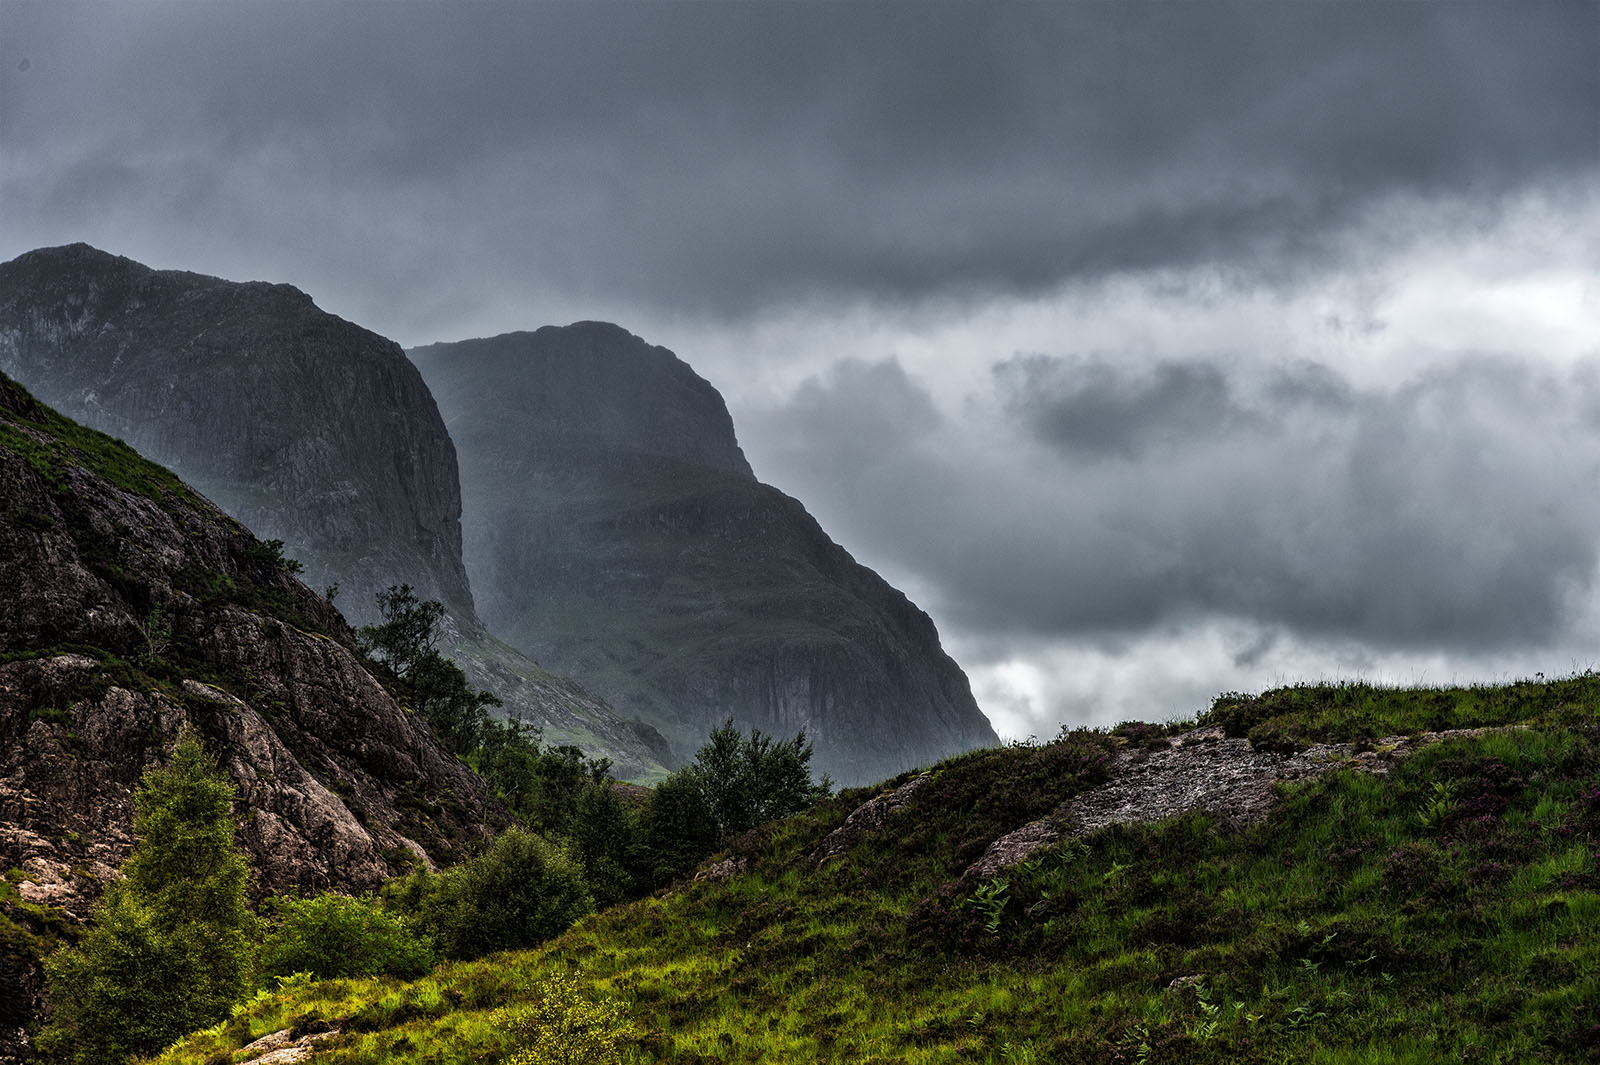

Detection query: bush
(501, 971), (636, 1065)
(386, 828), (593, 960)
(259, 893), (434, 982)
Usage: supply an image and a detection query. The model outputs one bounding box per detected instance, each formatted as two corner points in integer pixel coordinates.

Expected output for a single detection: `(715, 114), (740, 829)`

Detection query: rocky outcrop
(409, 324), (999, 784)
(0, 245), (669, 780)
(958, 726), (1505, 881)
(0, 372), (499, 1060)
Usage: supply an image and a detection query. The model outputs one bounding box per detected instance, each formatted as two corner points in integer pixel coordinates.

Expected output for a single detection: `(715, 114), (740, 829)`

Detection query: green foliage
(258, 893), (434, 982)
(500, 971), (637, 1065)
(120, 730), (255, 931)
(358, 584), (446, 679)
(39, 728), (257, 1065)
(638, 768), (721, 886)
(632, 720), (831, 889)
(386, 827), (593, 961)
(693, 719), (829, 840)
(569, 782), (638, 908)
(407, 651), (499, 756)
(246, 537), (304, 574)
(358, 585), (499, 756)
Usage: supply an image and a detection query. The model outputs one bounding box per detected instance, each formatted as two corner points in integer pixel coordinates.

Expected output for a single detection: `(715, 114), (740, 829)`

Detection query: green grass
(0, 377), (202, 511)
(146, 682), (1600, 1063)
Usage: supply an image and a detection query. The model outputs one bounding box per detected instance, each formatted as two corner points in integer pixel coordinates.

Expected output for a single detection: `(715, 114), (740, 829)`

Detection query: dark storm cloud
(996, 356), (1245, 459)
(755, 355), (1600, 655)
(2, 2), (1594, 321)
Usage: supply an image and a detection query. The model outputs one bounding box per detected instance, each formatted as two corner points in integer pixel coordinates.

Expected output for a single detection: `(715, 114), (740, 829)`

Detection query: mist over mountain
(0, 245), (670, 778)
(410, 324), (999, 784)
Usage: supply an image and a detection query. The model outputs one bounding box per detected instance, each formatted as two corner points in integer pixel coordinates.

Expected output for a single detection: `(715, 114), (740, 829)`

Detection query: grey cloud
(750, 355), (1600, 656)
(996, 356), (1243, 459)
(2, 2), (1593, 323)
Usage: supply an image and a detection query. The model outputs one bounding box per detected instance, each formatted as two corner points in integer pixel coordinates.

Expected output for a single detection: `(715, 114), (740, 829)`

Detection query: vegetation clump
(258, 893), (434, 982)
(384, 827), (593, 961)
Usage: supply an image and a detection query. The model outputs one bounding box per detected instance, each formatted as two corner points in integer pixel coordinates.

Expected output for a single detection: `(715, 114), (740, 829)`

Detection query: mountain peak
(411, 324), (755, 480)
(410, 327), (997, 784)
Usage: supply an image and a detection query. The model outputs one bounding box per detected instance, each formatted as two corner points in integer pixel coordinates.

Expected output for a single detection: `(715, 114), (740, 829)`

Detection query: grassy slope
(152, 682), (1599, 1065)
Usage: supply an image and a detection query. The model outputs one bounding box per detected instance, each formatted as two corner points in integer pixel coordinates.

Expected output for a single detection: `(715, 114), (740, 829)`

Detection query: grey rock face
(0, 371), (498, 1060)
(410, 323), (999, 785)
(0, 245), (669, 780)
(0, 243), (473, 625)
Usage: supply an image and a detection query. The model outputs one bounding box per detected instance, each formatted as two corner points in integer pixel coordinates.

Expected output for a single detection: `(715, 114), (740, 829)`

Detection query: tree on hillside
(693, 719), (829, 840)
(359, 585), (499, 755)
(640, 720), (829, 886)
(358, 583), (445, 678)
(39, 728), (257, 1064)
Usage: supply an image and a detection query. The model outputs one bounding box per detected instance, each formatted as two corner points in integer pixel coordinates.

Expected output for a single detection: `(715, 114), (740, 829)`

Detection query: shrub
(387, 828), (592, 960)
(501, 971), (636, 1065)
(259, 893), (434, 982)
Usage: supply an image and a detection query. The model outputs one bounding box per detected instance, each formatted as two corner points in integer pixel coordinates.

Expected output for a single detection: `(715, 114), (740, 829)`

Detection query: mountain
(0, 370), (500, 1061)
(0, 243), (471, 625)
(0, 245), (669, 780)
(409, 323), (999, 784)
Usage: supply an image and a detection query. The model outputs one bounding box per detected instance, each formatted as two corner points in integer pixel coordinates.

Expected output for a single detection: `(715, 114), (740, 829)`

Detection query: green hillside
(145, 680), (1599, 1065)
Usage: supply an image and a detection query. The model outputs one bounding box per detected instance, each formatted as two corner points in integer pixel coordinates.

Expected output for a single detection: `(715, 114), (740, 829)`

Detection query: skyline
(3, 1), (1597, 738)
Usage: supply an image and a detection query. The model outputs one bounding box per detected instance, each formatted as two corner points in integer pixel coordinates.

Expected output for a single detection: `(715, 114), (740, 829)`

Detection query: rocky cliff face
(0, 245), (669, 780)
(0, 243), (472, 625)
(409, 323), (999, 785)
(0, 371), (500, 1061)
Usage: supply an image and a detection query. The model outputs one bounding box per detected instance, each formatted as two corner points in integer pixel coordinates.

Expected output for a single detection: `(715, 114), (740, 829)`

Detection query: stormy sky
(3, 2), (1597, 738)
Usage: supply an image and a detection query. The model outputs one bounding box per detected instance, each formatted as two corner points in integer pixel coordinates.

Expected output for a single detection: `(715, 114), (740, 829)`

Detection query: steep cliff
(0, 243), (471, 624)
(0, 370), (503, 1060)
(0, 245), (669, 780)
(409, 323), (998, 784)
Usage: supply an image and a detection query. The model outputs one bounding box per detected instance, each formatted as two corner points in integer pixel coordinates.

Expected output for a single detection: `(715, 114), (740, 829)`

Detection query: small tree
(359, 585), (497, 755)
(358, 584), (445, 678)
(40, 728), (257, 1064)
(639, 768), (720, 886)
(695, 719), (827, 840)
(637, 721), (828, 887)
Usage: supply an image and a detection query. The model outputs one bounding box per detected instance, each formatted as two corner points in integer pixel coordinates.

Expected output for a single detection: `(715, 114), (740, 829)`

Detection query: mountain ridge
(0, 245), (670, 779)
(410, 324), (999, 784)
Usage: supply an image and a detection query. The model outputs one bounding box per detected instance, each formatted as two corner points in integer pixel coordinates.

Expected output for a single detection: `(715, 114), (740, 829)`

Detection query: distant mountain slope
(0, 245), (669, 779)
(0, 370), (500, 1061)
(409, 323), (998, 784)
